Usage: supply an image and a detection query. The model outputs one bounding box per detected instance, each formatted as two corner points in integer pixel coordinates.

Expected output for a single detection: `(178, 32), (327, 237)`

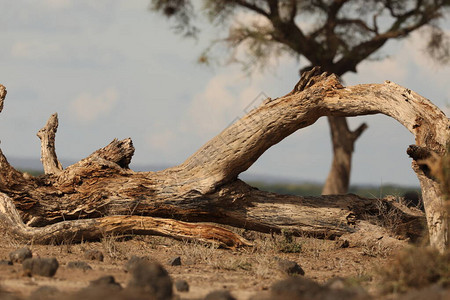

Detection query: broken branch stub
(0, 84), (6, 113)
(37, 113), (63, 175)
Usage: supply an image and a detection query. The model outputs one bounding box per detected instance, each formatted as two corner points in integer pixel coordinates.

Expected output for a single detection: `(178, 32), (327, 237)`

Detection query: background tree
(151, 0), (450, 194)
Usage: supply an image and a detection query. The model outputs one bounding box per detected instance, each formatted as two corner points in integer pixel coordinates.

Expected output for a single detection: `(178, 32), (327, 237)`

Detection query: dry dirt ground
(0, 229), (408, 300)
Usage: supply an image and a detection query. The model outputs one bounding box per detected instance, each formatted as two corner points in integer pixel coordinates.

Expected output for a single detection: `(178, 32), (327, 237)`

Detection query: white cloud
(233, 10), (271, 27)
(42, 0), (112, 11)
(44, 0), (72, 10)
(146, 129), (176, 152)
(70, 88), (118, 123)
(180, 55), (300, 139)
(345, 54), (407, 86)
(11, 41), (62, 60)
(182, 72), (245, 136)
(180, 67), (280, 138)
(407, 30), (450, 87)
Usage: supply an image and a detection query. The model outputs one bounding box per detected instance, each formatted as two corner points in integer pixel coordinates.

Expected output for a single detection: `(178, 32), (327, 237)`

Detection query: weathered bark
(0, 84), (5, 113)
(322, 116), (368, 195)
(37, 113), (63, 175)
(407, 145), (450, 248)
(0, 69), (447, 250)
(0, 192), (251, 247)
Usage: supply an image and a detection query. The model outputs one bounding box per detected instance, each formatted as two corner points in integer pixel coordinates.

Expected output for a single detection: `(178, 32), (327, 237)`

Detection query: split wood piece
(0, 192), (250, 248)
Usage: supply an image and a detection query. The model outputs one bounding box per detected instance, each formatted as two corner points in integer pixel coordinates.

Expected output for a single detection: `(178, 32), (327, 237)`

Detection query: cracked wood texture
(37, 113), (63, 175)
(0, 69), (447, 250)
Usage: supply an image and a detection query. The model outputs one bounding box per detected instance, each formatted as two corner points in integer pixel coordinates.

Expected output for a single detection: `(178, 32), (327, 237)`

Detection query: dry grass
(0, 225), (27, 249)
(251, 253), (278, 279)
(361, 239), (393, 258)
(175, 239), (268, 275)
(100, 233), (128, 259)
(173, 234), (308, 279)
(176, 240), (220, 265)
(275, 230), (303, 253)
(378, 247), (450, 294)
(298, 236), (337, 259)
(373, 197), (405, 233)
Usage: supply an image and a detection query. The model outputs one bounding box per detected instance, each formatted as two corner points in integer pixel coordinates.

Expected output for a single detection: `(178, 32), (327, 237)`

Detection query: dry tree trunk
(0, 69), (448, 250)
(322, 116), (367, 195)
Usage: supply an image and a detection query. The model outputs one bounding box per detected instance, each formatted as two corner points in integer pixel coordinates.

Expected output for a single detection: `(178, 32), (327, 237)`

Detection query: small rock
(204, 290), (236, 300)
(174, 279), (189, 292)
(74, 276), (123, 298)
(90, 275), (122, 290)
(22, 257), (59, 277)
(28, 286), (60, 300)
(124, 255), (151, 273)
(277, 258), (305, 276)
(67, 261), (92, 271)
(84, 249), (104, 262)
(9, 247), (32, 263)
(127, 261), (173, 300)
(0, 260), (12, 266)
(398, 284), (449, 300)
(169, 256), (181, 266)
(271, 277), (322, 298)
(271, 277), (368, 300)
(0, 293), (20, 300)
(326, 277), (347, 290)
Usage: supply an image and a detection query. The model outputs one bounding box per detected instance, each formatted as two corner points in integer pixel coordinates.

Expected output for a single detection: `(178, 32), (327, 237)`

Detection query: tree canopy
(151, 0), (450, 74)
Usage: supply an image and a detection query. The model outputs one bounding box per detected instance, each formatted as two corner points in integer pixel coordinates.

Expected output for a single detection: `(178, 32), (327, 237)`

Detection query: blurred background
(0, 1), (449, 197)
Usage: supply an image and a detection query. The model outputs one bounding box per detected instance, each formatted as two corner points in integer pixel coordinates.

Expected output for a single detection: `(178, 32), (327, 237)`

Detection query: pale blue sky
(1, 0), (449, 186)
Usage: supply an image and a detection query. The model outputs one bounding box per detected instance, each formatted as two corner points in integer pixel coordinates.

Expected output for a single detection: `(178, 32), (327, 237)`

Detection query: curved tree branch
(233, 0), (270, 18)
(178, 71), (448, 193)
(0, 69), (447, 250)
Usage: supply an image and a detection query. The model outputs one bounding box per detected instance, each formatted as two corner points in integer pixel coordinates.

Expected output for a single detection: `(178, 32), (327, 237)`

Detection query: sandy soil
(0, 232), (399, 299)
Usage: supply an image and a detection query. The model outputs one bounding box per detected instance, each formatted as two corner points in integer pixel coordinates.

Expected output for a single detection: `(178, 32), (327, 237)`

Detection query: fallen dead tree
(0, 68), (448, 250)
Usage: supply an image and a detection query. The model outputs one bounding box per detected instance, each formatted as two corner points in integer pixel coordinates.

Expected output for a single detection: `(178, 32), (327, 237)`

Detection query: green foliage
(349, 184), (421, 199)
(18, 169), (43, 177)
(248, 181), (421, 199)
(249, 181), (322, 196)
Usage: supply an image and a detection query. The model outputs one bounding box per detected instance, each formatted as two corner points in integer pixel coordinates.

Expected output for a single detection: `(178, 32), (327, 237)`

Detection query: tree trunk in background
(322, 116), (367, 195)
